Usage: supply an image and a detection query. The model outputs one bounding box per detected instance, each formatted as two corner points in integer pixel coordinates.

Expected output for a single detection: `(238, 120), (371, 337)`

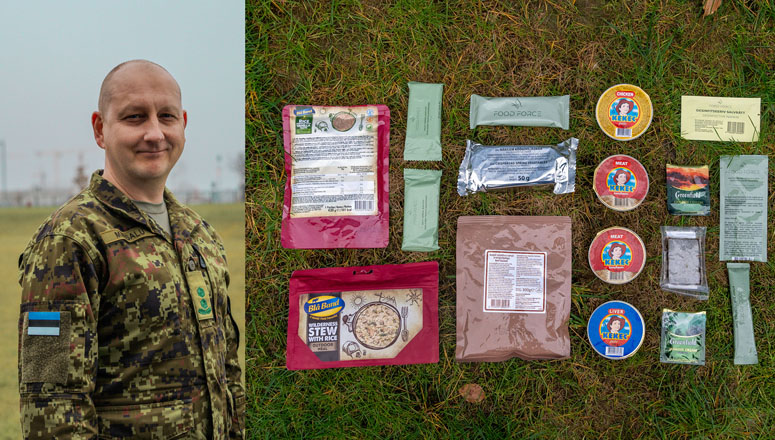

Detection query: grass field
(0, 203), (244, 440)
(248, 1), (774, 438)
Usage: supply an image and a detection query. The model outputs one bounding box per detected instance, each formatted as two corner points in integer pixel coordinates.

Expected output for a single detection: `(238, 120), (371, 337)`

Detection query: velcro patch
(186, 271), (214, 321)
(27, 311), (60, 336)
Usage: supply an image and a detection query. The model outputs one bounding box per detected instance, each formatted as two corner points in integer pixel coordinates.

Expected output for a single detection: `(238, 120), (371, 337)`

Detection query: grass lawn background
(248, 1), (774, 437)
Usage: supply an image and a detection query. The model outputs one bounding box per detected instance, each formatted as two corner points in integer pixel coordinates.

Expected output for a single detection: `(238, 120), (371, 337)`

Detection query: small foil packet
(287, 262), (439, 370)
(660, 226), (709, 300)
(660, 309), (706, 365)
(469, 94), (570, 130)
(666, 164), (710, 216)
(457, 138), (577, 196)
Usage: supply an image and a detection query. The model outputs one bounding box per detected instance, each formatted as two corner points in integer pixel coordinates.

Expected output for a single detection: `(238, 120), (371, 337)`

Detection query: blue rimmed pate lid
(587, 300), (645, 360)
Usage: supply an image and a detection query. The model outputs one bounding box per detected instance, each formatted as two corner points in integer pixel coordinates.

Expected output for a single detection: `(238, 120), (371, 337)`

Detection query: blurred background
(0, 2), (245, 438)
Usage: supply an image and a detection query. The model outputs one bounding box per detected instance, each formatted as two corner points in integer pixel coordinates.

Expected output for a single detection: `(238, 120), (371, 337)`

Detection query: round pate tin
(587, 300), (645, 360)
(588, 227), (646, 284)
(595, 84), (653, 141)
(593, 154), (649, 211)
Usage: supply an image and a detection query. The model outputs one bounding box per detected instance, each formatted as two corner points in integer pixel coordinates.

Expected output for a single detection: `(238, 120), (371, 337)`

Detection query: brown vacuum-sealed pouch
(456, 216), (572, 362)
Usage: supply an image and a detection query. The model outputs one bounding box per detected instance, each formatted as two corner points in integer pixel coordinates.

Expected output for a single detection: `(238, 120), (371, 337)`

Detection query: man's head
(92, 60), (187, 201)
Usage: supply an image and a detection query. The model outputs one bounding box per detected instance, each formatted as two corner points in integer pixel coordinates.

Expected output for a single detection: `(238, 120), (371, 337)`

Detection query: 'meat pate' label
(588, 227), (646, 284)
(593, 155), (649, 211)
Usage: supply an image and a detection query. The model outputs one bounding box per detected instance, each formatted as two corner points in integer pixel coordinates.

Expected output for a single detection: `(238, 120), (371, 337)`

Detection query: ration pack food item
(401, 169), (442, 252)
(404, 82), (443, 161)
(456, 216), (572, 362)
(596, 84), (653, 140)
(469, 94), (570, 130)
(281, 104), (390, 248)
(660, 227), (709, 300)
(457, 138), (578, 196)
(660, 309), (706, 365)
(593, 154), (649, 211)
(588, 227), (646, 284)
(727, 263), (758, 365)
(286, 261), (439, 370)
(719, 155), (768, 262)
(681, 96), (761, 142)
(587, 301), (645, 360)
(666, 164), (710, 216)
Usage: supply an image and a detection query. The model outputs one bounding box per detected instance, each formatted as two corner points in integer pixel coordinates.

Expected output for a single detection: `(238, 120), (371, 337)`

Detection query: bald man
(18, 60), (244, 439)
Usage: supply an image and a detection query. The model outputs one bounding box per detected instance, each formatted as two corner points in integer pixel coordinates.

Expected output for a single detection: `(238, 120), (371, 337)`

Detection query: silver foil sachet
(457, 138), (578, 196)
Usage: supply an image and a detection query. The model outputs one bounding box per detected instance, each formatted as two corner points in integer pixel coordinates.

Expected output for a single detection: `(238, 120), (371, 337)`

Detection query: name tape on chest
(27, 311), (60, 336)
(100, 227), (156, 245)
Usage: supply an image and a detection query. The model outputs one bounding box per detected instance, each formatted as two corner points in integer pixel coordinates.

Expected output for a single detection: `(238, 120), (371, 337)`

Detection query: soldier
(17, 60), (245, 439)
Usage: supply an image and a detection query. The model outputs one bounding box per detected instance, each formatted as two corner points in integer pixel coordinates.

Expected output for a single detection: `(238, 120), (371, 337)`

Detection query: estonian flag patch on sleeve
(27, 311), (60, 336)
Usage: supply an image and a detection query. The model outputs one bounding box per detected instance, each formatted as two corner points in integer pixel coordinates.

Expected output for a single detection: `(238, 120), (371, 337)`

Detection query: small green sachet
(401, 169), (442, 252)
(404, 82), (443, 161)
(469, 94), (570, 130)
(660, 309), (706, 365)
(728, 263), (758, 365)
(666, 164), (710, 215)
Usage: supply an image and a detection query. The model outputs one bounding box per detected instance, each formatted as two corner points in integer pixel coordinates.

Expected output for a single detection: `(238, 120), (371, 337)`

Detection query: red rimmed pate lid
(588, 227), (646, 284)
(593, 155), (649, 211)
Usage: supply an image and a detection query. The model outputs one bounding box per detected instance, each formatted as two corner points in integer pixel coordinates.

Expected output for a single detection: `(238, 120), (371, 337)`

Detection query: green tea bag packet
(728, 263), (758, 365)
(469, 95), (570, 130)
(404, 82), (443, 161)
(666, 164), (710, 215)
(720, 155), (768, 262)
(401, 169), (442, 252)
(660, 309), (706, 365)
(660, 227), (709, 300)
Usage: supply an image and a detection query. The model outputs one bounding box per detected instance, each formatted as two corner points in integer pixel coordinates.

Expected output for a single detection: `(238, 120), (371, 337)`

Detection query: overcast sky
(0, 1), (244, 194)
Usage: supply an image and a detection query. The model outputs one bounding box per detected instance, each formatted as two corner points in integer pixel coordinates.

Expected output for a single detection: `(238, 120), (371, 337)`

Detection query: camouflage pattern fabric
(18, 171), (245, 439)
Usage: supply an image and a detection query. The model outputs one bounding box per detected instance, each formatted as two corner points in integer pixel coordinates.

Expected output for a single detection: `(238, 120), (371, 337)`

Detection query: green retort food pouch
(728, 263), (758, 365)
(469, 94), (570, 130)
(720, 155), (768, 262)
(666, 164), (710, 216)
(404, 82), (443, 161)
(401, 169), (442, 252)
(660, 309), (706, 365)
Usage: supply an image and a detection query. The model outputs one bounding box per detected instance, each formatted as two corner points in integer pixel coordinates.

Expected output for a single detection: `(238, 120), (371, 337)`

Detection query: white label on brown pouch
(483, 250), (547, 314)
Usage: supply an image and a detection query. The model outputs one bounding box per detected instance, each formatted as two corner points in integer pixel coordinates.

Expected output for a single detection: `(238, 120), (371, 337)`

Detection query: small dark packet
(287, 261), (439, 370)
(666, 164), (710, 215)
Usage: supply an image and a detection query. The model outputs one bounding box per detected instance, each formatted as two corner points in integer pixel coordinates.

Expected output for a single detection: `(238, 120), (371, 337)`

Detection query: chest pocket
(101, 229), (185, 365)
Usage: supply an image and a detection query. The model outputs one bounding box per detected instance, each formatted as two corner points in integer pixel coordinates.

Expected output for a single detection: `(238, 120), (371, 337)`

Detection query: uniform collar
(88, 170), (201, 242)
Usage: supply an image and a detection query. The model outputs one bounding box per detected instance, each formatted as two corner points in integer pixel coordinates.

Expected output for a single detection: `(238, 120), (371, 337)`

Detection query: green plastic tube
(727, 263), (758, 365)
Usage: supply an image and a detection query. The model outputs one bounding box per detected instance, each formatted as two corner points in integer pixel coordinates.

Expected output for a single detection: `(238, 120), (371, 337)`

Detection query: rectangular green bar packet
(469, 94), (570, 130)
(401, 169), (442, 252)
(728, 263), (758, 365)
(404, 82), (443, 161)
(660, 309), (706, 365)
(720, 155), (768, 262)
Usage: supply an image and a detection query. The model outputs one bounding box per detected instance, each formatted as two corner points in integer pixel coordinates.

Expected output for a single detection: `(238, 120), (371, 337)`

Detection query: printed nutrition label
(289, 106), (379, 218)
(483, 250), (547, 313)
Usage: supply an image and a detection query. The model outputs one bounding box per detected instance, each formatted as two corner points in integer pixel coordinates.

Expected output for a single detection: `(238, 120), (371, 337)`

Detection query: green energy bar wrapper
(660, 310), (706, 366)
(469, 94), (570, 130)
(404, 82), (443, 161)
(457, 138), (577, 196)
(402, 169), (442, 252)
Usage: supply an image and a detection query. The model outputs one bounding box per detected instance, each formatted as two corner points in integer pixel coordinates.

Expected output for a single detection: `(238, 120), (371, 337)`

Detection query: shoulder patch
(100, 227), (156, 245)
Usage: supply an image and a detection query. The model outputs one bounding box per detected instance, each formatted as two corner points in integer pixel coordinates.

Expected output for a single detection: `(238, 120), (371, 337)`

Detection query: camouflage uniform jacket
(18, 171), (245, 439)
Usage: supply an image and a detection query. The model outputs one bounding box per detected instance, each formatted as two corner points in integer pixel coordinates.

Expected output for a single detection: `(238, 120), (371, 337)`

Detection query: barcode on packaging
(483, 250), (547, 314)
